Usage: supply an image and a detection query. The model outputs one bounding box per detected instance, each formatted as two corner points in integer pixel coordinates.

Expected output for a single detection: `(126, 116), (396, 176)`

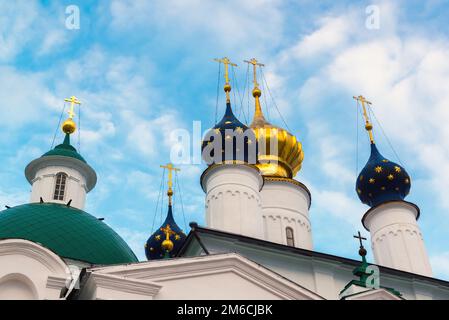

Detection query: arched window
(53, 172), (67, 201)
(286, 227), (295, 247)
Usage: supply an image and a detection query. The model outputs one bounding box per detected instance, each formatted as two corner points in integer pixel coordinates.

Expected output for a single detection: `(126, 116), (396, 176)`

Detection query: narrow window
(53, 172), (67, 201)
(286, 227), (295, 247)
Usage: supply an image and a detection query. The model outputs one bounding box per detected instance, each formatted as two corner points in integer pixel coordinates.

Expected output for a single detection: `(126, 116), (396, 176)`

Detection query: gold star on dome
(359, 175), (364, 181)
(387, 174), (394, 180)
(235, 126), (243, 134)
(381, 186), (386, 191)
(382, 159), (389, 163)
(155, 235), (161, 241)
(175, 235), (181, 240)
(144, 243), (147, 248)
(405, 178), (410, 184)
(357, 188), (362, 194)
(374, 166), (383, 173)
(394, 166), (401, 173)
(150, 247), (154, 251)
(369, 178), (375, 184)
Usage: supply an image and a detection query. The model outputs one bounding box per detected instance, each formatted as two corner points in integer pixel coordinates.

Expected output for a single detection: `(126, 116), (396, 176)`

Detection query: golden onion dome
(250, 88), (304, 178)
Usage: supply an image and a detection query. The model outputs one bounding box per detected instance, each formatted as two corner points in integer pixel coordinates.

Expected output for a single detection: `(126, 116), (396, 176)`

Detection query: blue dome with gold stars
(201, 101), (257, 165)
(356, 143), (411, 207)
(145, 204), (186, 260)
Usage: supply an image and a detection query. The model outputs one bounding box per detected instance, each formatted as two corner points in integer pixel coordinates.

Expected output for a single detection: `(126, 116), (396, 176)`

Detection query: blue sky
(1, 0), (449, 279)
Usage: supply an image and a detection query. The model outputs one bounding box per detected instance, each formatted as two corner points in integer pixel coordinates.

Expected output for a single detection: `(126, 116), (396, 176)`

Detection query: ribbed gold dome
(250, 91), (304, 178)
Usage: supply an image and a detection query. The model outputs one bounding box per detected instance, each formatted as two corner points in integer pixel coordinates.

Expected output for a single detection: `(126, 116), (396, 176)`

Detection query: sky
(1, 0), (449, 280)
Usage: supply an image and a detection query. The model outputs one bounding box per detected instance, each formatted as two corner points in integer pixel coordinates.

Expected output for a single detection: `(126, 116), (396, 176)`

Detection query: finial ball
(252, 87), (261, 97)
(62, 119), (76, 134)
(161, 239), (174, 252)
(224, 83), (231, 92)
(359, 247), (367, 257)
(365, 123), (373, 131)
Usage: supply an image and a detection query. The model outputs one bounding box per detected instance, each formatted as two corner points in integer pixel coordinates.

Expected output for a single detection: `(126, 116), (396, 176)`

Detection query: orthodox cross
(214, 57), (237, 102)
(64, 96), (81, 119)
(244, 58), (265, 89)
(354, 231), (368, 259)
(353, 95), (374, 143)
(160, 224), (176, 241)
(354, 231), (367, 248)
(160, 163), (180, 205)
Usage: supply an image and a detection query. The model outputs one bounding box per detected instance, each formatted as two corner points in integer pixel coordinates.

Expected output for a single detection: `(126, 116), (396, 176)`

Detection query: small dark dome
(356, 143), (411, 207)
(201, 102), (257, 165)
(145, 205), (186, 260)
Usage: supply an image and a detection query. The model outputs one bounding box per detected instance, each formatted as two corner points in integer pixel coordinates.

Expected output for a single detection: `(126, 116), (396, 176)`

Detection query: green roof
(0, 203), (138, 265)
(42, 134), (86, 163)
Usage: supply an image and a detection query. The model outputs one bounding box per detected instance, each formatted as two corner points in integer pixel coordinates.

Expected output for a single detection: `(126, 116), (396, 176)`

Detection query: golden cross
(214, 57), (237, 102)
(64, 96), (81, 119)
(160, 224), (176, 240)
(353, 95), (374, 143)
(160, 163), (180, 205)
(244, 58), (265, 89)
(214, 57), (237, 84)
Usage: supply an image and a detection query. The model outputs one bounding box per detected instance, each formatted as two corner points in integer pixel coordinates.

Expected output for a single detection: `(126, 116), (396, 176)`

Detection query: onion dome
(246, 58), (304, 178)
(202, 57), (257, 165)
(354, 95), (411, 207)
(0, 203), (137, 265)
(145, 204), (186, 260)
(356, 143), (410, 207)
(201, 101), (257, 165)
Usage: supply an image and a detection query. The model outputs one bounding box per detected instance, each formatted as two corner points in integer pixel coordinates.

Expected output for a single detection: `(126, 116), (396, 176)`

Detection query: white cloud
(108, 0), (284, 54)
(285, 2), (449, 212)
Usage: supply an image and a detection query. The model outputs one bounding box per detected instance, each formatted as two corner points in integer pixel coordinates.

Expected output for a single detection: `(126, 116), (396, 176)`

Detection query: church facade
(0, 59), (448, 300)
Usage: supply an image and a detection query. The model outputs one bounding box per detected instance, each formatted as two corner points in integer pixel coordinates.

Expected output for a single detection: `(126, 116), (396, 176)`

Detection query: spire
(160, 163), (180, 206)
(245, 58), (267, 125)
(213, 57), (237, 103)
(353, 95), (374, 144)
(62, 96), (81, 135)
(145, 163), (186, 260)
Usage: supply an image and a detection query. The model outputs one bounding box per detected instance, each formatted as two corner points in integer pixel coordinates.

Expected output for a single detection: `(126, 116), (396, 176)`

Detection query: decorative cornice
(362, 200), (420, 231)
(89, 273), (161, 298)
(200, 163), (264, 192)
(263, 177), (311, 209)
(25, 155), (97, 192)
(46, 275), (69, 290)
(89, 253), (323, 300)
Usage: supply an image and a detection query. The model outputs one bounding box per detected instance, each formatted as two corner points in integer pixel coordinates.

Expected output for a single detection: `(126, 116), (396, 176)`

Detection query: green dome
(42, 134), (86, 163)
(0, 203), (138, 265)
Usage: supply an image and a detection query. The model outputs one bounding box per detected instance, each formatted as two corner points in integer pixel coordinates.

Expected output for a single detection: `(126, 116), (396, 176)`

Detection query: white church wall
(85, 254), (324, 300)
(364, 201), (433, 277)
(203, 165), (264, 239)
(0, 239), (70, 300)
(30, 165), (87, 210)
(182, 232), (449, 300)
(260, 179), (312, 250)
